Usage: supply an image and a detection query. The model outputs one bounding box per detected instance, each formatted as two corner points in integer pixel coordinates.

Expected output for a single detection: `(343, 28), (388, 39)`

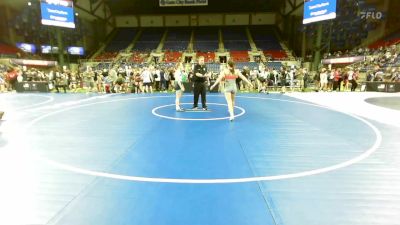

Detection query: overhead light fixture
(28, 2), (32, 6)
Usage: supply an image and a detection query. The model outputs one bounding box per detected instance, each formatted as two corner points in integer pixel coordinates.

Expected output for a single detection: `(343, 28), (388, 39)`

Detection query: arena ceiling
(104, 0), (284, 15)
(0, 0), (285, 17)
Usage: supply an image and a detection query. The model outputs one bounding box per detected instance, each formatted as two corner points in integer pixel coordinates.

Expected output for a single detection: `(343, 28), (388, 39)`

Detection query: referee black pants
(350, 80), (357, 91)
(193, 82), (207, 108)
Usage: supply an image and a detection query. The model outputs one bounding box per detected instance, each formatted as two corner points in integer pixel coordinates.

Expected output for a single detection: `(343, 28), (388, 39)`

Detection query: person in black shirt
(192, 56), (211, 110)
(238, 66), (250, 91)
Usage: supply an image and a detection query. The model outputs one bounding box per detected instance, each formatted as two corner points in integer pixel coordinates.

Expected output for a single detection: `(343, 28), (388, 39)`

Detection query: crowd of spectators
(313, 67), (360, 92)
(323, 44), (399, 67)
(0, 61), (307, 94)
(2, 41), (400, 94)
(2, 58), (399, 94)
(321, 44), (400, 83)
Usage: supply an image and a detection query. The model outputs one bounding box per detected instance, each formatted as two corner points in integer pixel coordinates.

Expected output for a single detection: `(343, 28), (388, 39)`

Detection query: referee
(192, 56), (210, 110)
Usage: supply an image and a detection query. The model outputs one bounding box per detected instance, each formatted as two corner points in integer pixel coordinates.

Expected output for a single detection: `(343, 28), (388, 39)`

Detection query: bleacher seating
(164, 51), (182, 63)
(222, 27), (250, 51)
(104, 28), (137, 52)
(95, 52), (118, 61)
(0, 42), (21, 56)
(225, 41), (251, 51)
(194, 27), (219, 52)
(197, 52), (215, 63)
(236, 62), (259, 70)
(253, 39), (282, 51)
(94, 62), (112, 71)
(204, 61), (283, 73)
(205, 63), (220, 73)
(369, 31), (400, 49)
(163, 28), (190, 51)
(230, 51), (249, 62)
(130, 51), (150, 63)
(249, 26), (287, 60)
(266, 62), (283, 70)
(86, 26), (295, 64)
(250, 27), (282, 50)
(263, 50), (288, 60)
(133, 28), (164, 51)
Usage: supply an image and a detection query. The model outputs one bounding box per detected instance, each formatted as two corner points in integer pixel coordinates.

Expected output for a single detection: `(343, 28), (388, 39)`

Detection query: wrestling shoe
(176, 107), (185, 112)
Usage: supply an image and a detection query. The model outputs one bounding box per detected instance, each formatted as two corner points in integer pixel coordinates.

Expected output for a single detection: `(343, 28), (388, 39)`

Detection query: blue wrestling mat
(0, 93), (398, 225)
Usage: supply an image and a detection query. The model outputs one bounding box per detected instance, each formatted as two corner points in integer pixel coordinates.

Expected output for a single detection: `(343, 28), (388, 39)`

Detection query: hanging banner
(10, 59), (58, 67)
(321, 56), (365, 64)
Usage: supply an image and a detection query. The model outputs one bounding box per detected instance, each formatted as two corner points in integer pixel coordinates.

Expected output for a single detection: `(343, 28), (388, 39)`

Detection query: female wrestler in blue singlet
(210, 61), (253, 121)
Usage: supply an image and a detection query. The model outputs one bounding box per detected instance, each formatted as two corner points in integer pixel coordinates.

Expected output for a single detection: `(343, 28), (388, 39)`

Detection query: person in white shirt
(348, 68), (358, 92)
(69, 72), (77, 92)
(126, 66), (132, 79)
(288, 68), (295, 91)
(272, 68), (279, 91)
(0, 72), (6, 92)
(17, 72), (23, 83)
(109, 67), (118, 81)
(319, 68), (328, 91)
(124, 66), (132, 91)
(174, 63), (186, 111)
(257, 67), (269, 93)
(117, 67), (125, 77)
(141, 67), (153, 93)
(85, 67), (95, 92)
(346, 68), (354, 91)
(249, 67), (259, 91)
